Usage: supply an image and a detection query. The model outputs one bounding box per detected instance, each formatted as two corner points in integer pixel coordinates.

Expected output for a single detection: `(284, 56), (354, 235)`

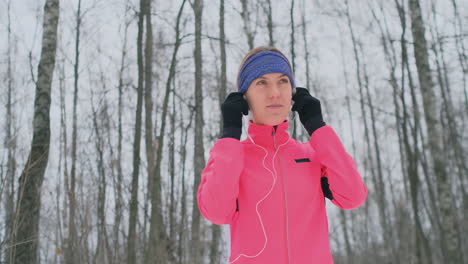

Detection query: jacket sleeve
(197, 138), (243, 225)
(309, 125), (368, 210)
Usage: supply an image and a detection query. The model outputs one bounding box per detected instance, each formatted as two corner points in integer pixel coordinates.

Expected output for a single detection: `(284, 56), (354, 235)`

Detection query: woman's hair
(236, 46), (294, 89)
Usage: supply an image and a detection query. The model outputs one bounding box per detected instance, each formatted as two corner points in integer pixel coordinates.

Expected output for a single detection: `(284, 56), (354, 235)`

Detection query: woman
(197, 46), (368, 264)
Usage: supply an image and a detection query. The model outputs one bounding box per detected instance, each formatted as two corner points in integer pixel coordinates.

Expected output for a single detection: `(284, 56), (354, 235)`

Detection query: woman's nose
(269, 85), (281, 98)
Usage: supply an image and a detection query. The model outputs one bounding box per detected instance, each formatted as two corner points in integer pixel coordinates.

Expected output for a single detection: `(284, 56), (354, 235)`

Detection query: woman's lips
(267, 104), (283, 109)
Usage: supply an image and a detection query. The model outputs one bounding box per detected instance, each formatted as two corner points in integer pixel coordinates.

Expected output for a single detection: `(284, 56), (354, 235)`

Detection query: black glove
(221, 92), (249, 140)
(292, 87), (326, 136)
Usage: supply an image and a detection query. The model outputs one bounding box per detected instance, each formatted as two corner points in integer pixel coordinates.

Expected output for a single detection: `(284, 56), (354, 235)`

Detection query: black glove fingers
(242, 99), (249, 115)
(221, 92), (249, 140)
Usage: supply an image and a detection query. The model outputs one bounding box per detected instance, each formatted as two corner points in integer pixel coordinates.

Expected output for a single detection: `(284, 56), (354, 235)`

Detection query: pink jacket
(197, 120), (368, 264)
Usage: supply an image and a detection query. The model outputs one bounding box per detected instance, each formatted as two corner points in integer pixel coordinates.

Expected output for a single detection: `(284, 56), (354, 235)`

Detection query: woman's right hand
(221, 92), (249, 140)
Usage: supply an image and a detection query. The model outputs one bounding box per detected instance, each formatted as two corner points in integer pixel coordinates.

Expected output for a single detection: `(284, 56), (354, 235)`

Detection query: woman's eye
(257, 80), (266, 85)
(280, 78), (289, 83)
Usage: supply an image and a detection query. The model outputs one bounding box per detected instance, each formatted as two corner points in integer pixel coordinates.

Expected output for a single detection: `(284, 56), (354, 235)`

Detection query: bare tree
(56, 51), (67, 264)
(290, 0), (298, 139)
(191, 0), (205, 262)
(344, 2), (393, 262)
(428, 0), (467, 201)
(9, 0), (60, 263)
(143, 0), (159, 261)
(126, 0), (146, 262)
(289, 0), (296, 73)
(337, 21), (357, 262)
(263, 0), (274, 46)
(178, 99), (195, 264)
(371, 1), (433, 262)
(147, 1), (188, 263)
(90, 87), (109, 264)
(66, 1), (82, 263)
(112, 1), (131, 262)
(408, 0), (463, 262)
(3, 0), (18, 262)
(240, 0), (255, 50)
(206, 1), (229, 262)
(300, 0), (310, 90)
(448, 0), (468, 117)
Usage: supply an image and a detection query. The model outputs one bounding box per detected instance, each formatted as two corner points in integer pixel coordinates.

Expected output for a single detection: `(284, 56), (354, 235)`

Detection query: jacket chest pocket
(294, 158), (311, 163)
(290, 157), (333, 200)
(285, 157), (323, 200)
(290, 158), (317, 179)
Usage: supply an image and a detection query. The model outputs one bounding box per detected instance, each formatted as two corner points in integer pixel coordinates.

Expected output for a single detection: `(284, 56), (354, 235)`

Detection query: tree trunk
(147, 1), (187, 263)
(178, 105), (194, 264)
(207, 1), (228, 263)
(191, 0), (205, 262)
(240, 0), (254, 50)
(428, 0), (467, 200)
(386, 1), (433, 261)
(126, 0), (145, 262)
(113, 1), (130, 262)
(344, 1), (392, 261)
(337, 21), (355, 262)
(4, 1), (17, 262)
(408, 0), (462, 262)
(397, 4), (429, 261)
(66, 0), (82, 263)
(265, 0), (274, 46)
(169, 84), (176, 242)
(218, 0), (227, 138)
(57, 55), (67, 264)
(301, 0), (310, 91)
(143, 0), (159, 261)
(91, 92), (108, 264)
(290, 0), (298, 139)
(9, 0), (59, 263)
(449, 0), (468, 117)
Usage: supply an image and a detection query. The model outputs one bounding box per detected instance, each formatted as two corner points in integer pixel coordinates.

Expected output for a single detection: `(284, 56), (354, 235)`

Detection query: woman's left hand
(292, 87), (326, 135)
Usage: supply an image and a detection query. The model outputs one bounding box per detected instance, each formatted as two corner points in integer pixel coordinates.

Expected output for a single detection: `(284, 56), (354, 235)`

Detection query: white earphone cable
(229, 115), (290, 263)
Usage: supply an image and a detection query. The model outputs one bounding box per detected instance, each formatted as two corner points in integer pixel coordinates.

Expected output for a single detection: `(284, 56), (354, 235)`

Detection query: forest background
(0, 0), (467, 263)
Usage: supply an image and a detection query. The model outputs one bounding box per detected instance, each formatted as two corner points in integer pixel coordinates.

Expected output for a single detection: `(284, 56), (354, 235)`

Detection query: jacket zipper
(273, 126), (291, 264)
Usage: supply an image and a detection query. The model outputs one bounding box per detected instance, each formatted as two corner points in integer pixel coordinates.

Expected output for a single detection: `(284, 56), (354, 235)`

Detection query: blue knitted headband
(238, 50), (295, 94)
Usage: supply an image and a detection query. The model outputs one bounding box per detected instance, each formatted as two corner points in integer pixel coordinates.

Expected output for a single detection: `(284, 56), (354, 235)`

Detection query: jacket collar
(246, 119), (290, 149)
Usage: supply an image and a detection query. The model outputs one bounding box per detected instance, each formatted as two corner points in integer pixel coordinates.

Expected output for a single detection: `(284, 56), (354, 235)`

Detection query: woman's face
(244, 72), (293, 126)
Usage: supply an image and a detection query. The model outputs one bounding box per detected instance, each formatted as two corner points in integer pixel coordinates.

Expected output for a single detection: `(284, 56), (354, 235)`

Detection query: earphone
(228, 115), (291, 263)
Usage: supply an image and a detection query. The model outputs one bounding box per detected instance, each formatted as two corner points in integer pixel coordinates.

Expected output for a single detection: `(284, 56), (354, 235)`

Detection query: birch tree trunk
(9, 0), (59, 263)
(408, 0), (462, 262)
